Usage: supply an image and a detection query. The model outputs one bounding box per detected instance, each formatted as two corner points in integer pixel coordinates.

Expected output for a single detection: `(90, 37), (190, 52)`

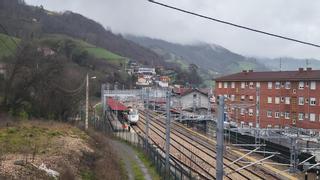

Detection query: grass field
(0, 121), (88, 154)
(0, 33), (20, 59)
(0, 33), (127, 66)
(43, 34), (127, 65)
(85, 47), (126, 64)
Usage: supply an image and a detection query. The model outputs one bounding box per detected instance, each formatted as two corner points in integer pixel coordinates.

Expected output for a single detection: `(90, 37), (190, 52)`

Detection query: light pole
(85, 74), (96, 130)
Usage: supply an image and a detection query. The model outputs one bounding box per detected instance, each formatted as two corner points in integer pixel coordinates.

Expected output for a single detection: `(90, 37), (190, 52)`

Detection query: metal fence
(90, 115), (193, 180)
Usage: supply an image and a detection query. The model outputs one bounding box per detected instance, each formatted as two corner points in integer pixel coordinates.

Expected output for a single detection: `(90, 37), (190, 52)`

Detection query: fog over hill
(256, 57), (320, 71)
(126, 35), (269, 75)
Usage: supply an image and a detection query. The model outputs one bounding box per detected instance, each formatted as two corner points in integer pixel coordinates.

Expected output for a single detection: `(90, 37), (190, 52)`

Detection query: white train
(126, 108), (139, 125)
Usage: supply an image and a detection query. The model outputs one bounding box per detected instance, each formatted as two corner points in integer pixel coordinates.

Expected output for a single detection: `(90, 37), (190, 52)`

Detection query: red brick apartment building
(215, 68), (320, 129)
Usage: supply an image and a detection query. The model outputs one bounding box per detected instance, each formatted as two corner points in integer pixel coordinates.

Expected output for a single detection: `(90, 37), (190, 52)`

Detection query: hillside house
(0, 63), (6, 77)
(37, 47), (55, 56)
(172, 88), (211, 112)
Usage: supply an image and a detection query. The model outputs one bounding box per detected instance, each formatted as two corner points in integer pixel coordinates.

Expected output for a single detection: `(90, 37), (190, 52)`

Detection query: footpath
(111, 140), (152, 180)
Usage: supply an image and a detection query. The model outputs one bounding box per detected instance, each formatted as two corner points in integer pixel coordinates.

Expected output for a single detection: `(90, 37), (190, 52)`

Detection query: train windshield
(129, 109), (138, 115)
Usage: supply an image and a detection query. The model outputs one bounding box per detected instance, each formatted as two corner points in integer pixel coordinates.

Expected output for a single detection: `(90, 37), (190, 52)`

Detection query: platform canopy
(107, 98), (128, 111)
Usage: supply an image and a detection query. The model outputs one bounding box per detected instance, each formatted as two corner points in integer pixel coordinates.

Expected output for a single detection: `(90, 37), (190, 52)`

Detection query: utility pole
(208, 88), (212, 115)
(101, 84), (106, 116)
(85, 74), (89, 130)
(165, 90), (171, 178)
(216, 96), (225, 180)
(145, 88), (150, 146)
(193, 90), (196, 113)
(290, 137), (298, 173)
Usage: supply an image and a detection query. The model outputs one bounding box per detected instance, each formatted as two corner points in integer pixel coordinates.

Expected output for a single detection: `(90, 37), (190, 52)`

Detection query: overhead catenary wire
(148, 0), (320, 48)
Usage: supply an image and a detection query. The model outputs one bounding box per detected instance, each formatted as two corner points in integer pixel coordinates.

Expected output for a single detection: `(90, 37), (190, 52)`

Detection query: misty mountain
(0, 0), (165, 66)
(126, 35), (269, 75)
(257, 58), (320, 71)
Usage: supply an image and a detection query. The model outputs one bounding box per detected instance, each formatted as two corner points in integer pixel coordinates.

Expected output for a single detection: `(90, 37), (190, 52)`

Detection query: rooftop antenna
(306, 59), (310, 68)
(279, 58), (282, 71)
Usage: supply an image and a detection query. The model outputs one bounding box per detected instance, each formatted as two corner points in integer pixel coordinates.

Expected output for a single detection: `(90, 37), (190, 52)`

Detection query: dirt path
(111, 140), (152, 180)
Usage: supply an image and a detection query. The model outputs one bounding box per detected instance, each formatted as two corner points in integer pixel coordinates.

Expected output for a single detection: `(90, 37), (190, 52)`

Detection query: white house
(172, 88), (211, 112)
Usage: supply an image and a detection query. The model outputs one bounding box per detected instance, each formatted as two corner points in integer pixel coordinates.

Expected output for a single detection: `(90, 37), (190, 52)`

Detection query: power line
(52, 77), (87, 95)
(148, 0), (320, 48)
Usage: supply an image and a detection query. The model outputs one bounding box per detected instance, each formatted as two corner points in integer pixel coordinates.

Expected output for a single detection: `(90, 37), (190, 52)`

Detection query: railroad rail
(133, 109), (280, 179)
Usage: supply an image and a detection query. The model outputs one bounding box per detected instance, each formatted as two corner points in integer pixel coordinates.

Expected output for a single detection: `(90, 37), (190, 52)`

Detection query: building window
(275, 112), (280, 118)
(280, 97), (285, 103)
(267, 111), (272, 118)
(310, 113), (316, 121)
(285, 82), (291, 89)
(249, 95), (254, 101)
(285, 112), (290, 119)
(268, 82), (272, 89)
(231, 95), (235, 101)
(299, 81), (304, 89)
(224, 82), (228, 88)
(310, 98), (316, 106)
(218, 82), (222, 88)
(275, 97), (280, 104)
(231, 82), (235, 88)
(249, 82), (254, 89)
(305, 113), (309, 119)
(267, 97), (272, 104)
(311, 81), (316, 90)
(240, 108), (245, 115)
(256, 82), (260, 88)
(248, 109), (254, 116)
(241, 95), (245, 101)
(298, 113), (304, 121)
(275, 82), (281, 89)
(298, 97), (304, 105)
(241, 82), (245, 89)
(285, 97), (290, 105)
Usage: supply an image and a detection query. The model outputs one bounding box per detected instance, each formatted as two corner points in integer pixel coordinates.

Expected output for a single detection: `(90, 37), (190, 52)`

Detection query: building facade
(215, 68), (320, 129)
(172, 88), (212, 113)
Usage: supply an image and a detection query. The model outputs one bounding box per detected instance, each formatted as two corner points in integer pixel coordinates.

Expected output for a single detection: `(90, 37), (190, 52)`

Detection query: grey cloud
(25, 0), (320, 59)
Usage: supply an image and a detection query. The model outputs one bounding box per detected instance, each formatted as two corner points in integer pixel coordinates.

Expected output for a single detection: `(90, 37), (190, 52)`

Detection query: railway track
(134, 109), (278, 180)
(133, 116), (215, 179)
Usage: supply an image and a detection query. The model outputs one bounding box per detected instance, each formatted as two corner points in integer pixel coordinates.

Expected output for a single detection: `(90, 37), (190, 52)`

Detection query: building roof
(173, 88), (210, 96)
(215, 68), (320, 82)
(107, 98), (128, 111)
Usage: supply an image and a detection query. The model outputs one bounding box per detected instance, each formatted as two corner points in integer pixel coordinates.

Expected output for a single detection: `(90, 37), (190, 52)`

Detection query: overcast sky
(25, 0), (320, 59)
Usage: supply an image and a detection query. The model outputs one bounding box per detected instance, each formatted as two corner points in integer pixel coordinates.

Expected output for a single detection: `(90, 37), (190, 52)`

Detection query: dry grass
(0, 119), (124, 179)
(84, 129), (127, 180)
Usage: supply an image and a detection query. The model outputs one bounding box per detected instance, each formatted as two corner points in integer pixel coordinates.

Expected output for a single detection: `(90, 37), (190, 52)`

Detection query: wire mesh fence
(90, 115), (194, 180)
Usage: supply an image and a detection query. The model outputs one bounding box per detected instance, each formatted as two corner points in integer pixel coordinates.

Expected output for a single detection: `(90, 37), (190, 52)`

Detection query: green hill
(40, 34), (127, 65)
(0, 33), (20, 59)
(0, 33), (127, 65)
(0, 0), (165, 66)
